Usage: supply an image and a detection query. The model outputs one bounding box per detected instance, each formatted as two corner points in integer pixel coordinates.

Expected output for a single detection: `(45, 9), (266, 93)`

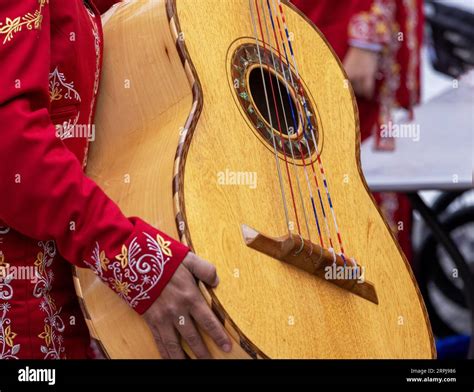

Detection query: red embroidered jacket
(0, 0), (189, 359)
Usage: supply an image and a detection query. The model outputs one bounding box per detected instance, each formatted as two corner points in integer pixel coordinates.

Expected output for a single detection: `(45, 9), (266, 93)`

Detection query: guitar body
(75, 0), (435, 358)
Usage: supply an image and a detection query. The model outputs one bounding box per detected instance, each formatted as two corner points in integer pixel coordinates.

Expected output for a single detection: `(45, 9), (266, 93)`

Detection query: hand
(343, 46), (379, 100)
(143, 253), (232, 359)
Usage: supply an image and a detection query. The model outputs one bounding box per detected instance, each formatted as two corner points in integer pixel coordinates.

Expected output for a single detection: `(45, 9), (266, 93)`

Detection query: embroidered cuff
(84, 218), (189, 315)
(348, 39), (383, 52)
(348, 3), (393, 48)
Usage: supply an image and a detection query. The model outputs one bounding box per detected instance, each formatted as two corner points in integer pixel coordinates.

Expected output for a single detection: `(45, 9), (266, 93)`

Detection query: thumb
(183, 254), (219, 287)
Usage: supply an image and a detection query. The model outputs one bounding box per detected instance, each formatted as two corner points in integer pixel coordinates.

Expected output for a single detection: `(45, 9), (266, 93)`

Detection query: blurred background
(414, 0), (473, 360)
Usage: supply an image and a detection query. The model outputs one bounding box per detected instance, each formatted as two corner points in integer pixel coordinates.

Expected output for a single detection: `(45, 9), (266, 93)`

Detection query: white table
(361, 80), (473, 193)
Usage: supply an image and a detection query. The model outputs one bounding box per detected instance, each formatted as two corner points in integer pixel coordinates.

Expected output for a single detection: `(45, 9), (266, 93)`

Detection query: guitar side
(76, 0), (199, 358)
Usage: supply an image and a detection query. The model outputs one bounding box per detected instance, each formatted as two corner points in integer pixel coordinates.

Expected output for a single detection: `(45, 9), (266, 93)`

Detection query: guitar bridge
(241, 225), (378, 304)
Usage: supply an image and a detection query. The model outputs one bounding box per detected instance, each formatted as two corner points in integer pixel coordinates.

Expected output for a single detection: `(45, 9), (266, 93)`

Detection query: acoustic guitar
(74, 0), (435, 359)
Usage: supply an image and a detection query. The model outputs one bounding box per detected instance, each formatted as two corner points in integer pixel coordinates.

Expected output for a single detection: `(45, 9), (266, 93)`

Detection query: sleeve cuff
(348, 39), (383, 52)
(83, 217), (190, 315)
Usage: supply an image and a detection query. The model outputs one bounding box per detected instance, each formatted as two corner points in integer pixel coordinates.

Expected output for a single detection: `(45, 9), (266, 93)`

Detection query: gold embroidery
(349, 0), (394, 46)
(376, 22), (388, 35)
(34, 241), (65, 359)
(157, 234), (173, 257)
(99, 250), (110, 271)
(38, 324), (52, 347)
(0, 0), (49, 45)
(114, 236), (173, 270)
(49, 86), (62, 102)
(3, 325), (16, 347)
(373, 3), (384, 16)
(112, 280), (131, 297)
(0, 250), (19, 358)
(115, 245), (128, 268)
(48, 67), (81, 104)
(0, 251), (10, 279)
(86, 232), (174, 309)
(34, 251), (45, 274)
(0, 303), (20, 358)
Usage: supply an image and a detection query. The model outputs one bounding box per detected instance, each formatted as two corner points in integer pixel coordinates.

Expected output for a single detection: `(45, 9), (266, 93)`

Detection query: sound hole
(230, 42), (320, 160)
(248, 66), (300, 138)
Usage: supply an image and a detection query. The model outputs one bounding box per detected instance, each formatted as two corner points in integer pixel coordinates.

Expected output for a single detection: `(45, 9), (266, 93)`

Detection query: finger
(183, 254), (219, 287)
(149, 325), (170, 359)
(191, 303), (232, 353)
(157, 324), (186, 359)
(175, 314), (210, 359)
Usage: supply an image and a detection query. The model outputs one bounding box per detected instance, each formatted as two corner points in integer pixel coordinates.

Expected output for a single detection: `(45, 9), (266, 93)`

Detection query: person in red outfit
(292, 0), (424, 261)
(0, 0), (231, 359)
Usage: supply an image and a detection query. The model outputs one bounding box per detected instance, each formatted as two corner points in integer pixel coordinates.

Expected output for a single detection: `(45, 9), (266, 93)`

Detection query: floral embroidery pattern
(98, 250), (110, 271)
(86, 234), (172, 309)
(33, 241), (65, 359)
(49, 67), (82, 140)
(0, 0), (48, 45)
(157, 235), (173, 257)
(349, 0), (394, 48)
(0, 303), (20, 359)
(0, 251), (13, 301)
(116, 245), (129, 269)
(0, 251), (19, 359)
(48, 67), (81, 103)
(82, 5), (101, 169)
(404, 0), (420, 108)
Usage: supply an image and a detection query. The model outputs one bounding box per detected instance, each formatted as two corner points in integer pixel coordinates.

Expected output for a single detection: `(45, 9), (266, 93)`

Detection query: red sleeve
(348, 0), (396, 51)
(91, 0), (121, 15)
(0, 0), (189, 315)
(291, 0), (393, 58)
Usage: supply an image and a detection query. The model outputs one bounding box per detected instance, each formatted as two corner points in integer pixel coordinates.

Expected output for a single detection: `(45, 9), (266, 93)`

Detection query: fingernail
(213, 276), (220, 287)
(222, 343), (231, 353)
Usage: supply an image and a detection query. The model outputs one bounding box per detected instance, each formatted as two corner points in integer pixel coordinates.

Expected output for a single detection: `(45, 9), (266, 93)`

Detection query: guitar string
(249, 0), (348, 259)
(257, 0), (312, 242)
(265, 0), (324, 248)
(276, 0), (347, 261)
(272, 0), (335, 254)
(249, 0), (291, 236)
(270, 0), (331, 251)
(253, 0), (302, 235)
